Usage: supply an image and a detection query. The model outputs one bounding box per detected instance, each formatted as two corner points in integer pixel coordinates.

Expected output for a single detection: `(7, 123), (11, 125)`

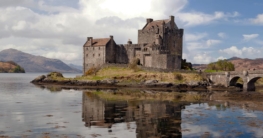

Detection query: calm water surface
(1, 73), (263, 138)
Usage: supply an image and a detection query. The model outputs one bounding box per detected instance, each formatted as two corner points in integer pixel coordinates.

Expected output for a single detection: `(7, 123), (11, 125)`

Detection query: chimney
(110, 35), (113, 39)
(170, 15), (174, 22)
(127, 39), (132, 44)
(87, 37), (93, 46)
(146, 18), (153, 23)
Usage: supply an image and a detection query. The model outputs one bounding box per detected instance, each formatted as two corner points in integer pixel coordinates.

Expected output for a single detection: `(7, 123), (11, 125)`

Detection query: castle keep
(83, 16), (184, 73)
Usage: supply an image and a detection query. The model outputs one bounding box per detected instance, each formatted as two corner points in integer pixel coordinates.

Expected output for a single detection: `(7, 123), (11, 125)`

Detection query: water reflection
(82, 92), (188, 138)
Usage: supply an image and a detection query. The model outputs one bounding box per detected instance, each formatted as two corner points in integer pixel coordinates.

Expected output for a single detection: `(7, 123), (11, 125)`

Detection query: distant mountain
(193, 57), (263, 71)
(0, 49), (81, 73)
(68, 64), (83, 72)
(227, 57), (241, 61)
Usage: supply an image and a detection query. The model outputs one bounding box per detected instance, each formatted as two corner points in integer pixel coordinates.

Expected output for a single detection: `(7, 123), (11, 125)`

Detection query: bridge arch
(247, 77), (262, 91)
(229, 76), (243, 88)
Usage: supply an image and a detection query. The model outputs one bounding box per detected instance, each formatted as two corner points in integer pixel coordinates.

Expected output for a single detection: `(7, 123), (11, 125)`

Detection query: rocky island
(31, 66), (241, 91)
(0, 61), (25, 73)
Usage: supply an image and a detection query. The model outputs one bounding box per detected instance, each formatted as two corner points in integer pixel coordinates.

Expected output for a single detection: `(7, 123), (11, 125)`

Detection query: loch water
(1, 73), (263, 138)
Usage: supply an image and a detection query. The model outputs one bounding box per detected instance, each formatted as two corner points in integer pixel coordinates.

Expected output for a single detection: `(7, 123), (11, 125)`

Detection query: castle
(83, 16), (184, 73)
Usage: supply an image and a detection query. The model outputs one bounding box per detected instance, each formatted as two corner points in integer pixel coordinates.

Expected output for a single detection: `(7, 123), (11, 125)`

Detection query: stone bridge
(206, 70), (263, 91)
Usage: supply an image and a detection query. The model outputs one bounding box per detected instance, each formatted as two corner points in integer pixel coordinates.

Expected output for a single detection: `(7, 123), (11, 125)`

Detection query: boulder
(31, 75), (46, 83)
(42, 77), (57, 83)
(144, 80), (158, 85)
(155, 82), (174, 87)
(101, 79), (118, 84)
(187, 81), (199, 86)
(76, 80), (101, 86)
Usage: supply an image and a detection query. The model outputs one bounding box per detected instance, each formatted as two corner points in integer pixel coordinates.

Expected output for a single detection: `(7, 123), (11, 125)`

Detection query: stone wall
(105, 39), (116, 63)
(151, 54), (168, 69)
(138, 27), (164, 44)
(115, 45), (129, 64)
(83, 46), (106, 73)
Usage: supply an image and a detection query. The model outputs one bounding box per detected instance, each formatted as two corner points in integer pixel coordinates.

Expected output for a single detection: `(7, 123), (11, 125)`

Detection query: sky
(0, 0), (263, 65)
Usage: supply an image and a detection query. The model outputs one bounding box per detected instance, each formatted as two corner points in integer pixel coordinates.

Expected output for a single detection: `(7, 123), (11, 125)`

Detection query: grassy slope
(75, 66), (204, 84)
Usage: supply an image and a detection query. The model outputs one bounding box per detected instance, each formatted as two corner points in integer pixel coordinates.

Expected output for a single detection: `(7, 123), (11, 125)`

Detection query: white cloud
(219, 46), (242, 56)
(186, 39), (221, 50)
(250, 14), (263, 25)
(218, 32), (226, 38)
(219, 46), (261, 58)
(192, 53), (214, 64)
(185, 33), (207, 42)
(206, 39), (221, 47)
(0, 0), (241, 65)
(12, 20), (27, 31)
(243, 34), (259, 41)
(176, 11), (239, 26)
(43, 52), (79, 61)
(216, 56), (226, 60)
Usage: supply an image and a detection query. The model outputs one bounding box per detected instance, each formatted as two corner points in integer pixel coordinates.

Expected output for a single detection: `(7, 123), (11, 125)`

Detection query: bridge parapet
(247, 70), (263, 74)
(205, 72), (225, 75)
(228, 71), (243, 75)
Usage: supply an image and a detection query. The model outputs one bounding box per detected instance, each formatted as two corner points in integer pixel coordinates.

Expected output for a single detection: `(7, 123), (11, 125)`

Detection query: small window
(98, 54), (100, 57)
(86, 54), (88, 57)
(86, 48), (88, 50)
(93, 54), (95, 57)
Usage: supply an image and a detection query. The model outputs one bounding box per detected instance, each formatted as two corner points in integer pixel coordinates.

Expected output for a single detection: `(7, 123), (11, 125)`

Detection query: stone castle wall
(83, 46), (106, 72)
(83, 16), (183, 74)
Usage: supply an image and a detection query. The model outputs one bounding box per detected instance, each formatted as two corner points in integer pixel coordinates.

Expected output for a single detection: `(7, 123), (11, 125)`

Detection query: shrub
(174, 72), (183, 81)
(13, 65), (25, 73)
(207, 59), (235, 71)
(128, 58), (141, 72)
(85, 66), (100, 76)
(47, 72), (64, 78)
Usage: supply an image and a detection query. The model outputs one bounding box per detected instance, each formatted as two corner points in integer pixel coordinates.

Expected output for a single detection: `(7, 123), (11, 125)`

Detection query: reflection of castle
(82, 92), (186, 137)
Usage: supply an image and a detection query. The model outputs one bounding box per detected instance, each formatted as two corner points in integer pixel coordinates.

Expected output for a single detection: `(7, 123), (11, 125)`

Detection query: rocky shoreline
(30, 72), (242, 91)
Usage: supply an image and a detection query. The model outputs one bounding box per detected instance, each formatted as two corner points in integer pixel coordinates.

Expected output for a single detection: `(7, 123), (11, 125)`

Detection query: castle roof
(92, 38), (110, 46)
(142, 18), (179, 31)
(84, 38), (111, 47)
(143, 19), (169, 30)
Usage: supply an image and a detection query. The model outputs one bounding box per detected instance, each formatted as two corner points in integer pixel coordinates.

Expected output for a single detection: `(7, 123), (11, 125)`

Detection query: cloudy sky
(0, 0), (263, 65)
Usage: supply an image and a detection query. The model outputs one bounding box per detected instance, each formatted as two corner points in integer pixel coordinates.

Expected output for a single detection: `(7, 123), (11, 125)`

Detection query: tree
(206, 59), (235, 71)
(181, 59), (193, 70)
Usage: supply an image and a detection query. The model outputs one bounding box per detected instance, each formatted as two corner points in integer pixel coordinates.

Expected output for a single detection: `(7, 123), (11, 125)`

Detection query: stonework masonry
(83, 15), (184, 74)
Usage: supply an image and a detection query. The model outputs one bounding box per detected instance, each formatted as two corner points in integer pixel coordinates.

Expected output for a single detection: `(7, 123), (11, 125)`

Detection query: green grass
(46, 66), (207, 85)
(204, 69), (223, 73)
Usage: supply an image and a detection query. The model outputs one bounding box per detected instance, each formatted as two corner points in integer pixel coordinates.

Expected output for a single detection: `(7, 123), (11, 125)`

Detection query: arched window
(156, 27), (159, 34)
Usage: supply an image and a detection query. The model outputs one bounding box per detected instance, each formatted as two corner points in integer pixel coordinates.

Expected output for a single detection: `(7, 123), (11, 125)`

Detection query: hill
(228, 57), (263, 71)
(0, 49), (81, 73)
(193, 57), (263, 71)
(68, 64), (83, 72)
(0, 61), (25, 73)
